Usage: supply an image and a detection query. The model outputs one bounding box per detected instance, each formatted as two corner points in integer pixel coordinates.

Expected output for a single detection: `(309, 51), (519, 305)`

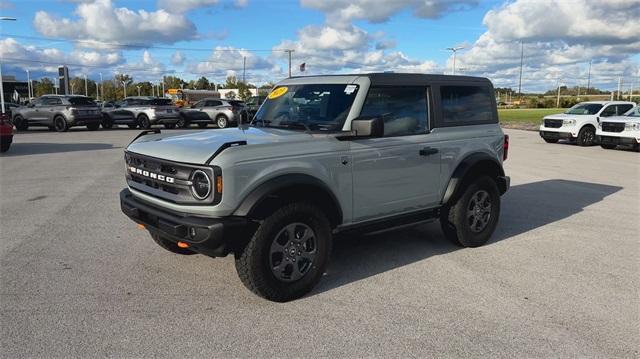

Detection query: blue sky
(1, 0), (638, 92)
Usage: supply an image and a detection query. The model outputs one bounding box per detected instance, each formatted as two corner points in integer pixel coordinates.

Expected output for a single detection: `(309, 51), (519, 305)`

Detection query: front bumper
(595, 135), (639, 146)
(539, 130), (573, 140)
(120, 189), (256, 257)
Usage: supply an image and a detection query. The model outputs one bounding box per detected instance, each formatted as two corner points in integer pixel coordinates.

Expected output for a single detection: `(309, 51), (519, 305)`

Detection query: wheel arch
(442, 152), (506, 205)
(233, 174), (343, 228)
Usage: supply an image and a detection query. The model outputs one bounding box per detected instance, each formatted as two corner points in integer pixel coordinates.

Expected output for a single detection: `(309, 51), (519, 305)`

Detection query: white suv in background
(596, 105), (640, 151)
(539, 101), (636, 146)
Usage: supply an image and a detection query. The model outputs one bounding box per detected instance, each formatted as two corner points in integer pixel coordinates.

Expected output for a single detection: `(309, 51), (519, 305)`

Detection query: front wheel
(600, 144), (616, 150)
(101, 115), (113, 129)
(440, 176), (501, 248)
(576, 126), (595, 146)
(138, 114), (151, 129)
(543, 138), (558, 143)
(14, 115), (28, 131)
(53, 116), (69, 132)
(176, 115), (188, 128)
(216, 115), (228, 129)
(235, 202), (332, 302)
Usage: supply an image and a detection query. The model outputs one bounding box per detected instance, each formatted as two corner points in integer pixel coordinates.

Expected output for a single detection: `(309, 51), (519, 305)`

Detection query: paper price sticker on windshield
(268, 87), (288, 100)
(344, 85), (357, 95)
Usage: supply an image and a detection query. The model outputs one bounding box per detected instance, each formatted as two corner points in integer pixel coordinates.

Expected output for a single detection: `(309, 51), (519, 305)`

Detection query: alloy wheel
(466, 190), (492, 233)
(269, 223), (317, 282)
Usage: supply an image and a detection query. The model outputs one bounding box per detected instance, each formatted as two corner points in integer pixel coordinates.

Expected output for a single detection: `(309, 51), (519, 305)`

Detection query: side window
(616, 104), (633, 115)
(193, 101), (205, 108)
(359, 87), (428, 137)
(440, 85), (495, 125)
(210, 100), (222, 107)
(44, 97), (62, 105)
(600, 106), (616, 117)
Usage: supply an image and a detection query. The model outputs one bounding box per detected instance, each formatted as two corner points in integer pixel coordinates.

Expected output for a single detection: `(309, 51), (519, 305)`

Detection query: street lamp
(99, 73), (103, 101)
(137, 85), (141, 96)
(84, 74), (88, 96)
(0, 17), (17, 114)
(122, 81), (127, 98)
(446, 46), (465, 75)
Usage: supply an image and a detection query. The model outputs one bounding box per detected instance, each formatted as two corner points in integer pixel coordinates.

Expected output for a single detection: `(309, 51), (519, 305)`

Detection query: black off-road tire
(150, 233), (197, 255)
(53, 116), (69, 132)
(87, 122), (100, 131)
(543, 138), (558, 143)
(138, 114), (151, 129)
(234, 202), (332, 302)
(440, 176), (501, 248)
(14, 115), (28, 131)
(576, 126), (595, 146)
(600, 144), (616, 150)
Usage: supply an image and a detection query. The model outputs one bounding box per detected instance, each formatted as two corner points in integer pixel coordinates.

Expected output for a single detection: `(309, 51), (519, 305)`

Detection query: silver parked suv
(101, 97), (180, 129)
(120, 73), (510, 302)
(178, 98), (245, 128)
(13, 95), (101, 132)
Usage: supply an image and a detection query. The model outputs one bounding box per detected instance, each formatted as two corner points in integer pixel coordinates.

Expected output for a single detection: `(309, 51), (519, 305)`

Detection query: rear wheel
(235, 202), (332, 302)
(138, 114), (151, 129)
(176, 115), (188, 128)
(101, 115), (113, 129)
(543, 138), (558, 143)
(440, 176), (501, 248)
(576, 126), (595, 146)
(14, 115), (28, 131)
(600, 144), (616, 150)
(216, 115), (228, 128)
(150, 233), (197, 255)
(53, 116), (69, 132)
(87, 123), (100, 131)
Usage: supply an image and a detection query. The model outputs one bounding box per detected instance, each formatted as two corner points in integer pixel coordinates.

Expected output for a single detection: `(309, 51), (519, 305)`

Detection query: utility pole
(446, 46), (465, 75)
(617, 77), (622, 100)
(96, 82), (99, 100)
(242, 56), (246, 83)
(26, 69), (32, 99)
(285, 50), (294, 78)
(99, 73), (103, 101)
(586, 59), (592, 95)
(84, 74), (88, 96)
(556, 80), (561, 108)
(137, 86), (141, 96)
(518, 41), (524, 96)
(122, 81), (127, 98)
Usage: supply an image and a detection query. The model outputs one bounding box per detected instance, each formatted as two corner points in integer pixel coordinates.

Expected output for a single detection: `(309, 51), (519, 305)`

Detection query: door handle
(419, 147), (439, 156)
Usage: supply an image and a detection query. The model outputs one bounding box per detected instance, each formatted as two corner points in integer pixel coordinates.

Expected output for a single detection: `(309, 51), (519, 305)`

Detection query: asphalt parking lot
(1, 127), (638, 357)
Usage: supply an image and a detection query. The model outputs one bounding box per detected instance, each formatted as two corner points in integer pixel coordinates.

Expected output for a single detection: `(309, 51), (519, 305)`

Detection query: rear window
(440, 85), (495, 125)
(149, 98), (173, 106)
(67, 97), (95, 106)
(228, 100), (245, 106)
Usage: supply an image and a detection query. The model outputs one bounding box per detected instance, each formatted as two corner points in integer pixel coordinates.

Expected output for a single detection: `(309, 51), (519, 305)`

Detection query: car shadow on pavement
(0, 142), (120, 156)
(312, 179), (622, 296)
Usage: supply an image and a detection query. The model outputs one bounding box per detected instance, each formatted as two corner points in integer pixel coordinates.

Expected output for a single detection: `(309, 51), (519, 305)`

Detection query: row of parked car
(539, 101), (640, 151)
(9, 94), (266, 132)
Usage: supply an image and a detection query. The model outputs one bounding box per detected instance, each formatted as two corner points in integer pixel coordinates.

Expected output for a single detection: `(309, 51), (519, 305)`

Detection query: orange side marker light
(177, 241), (189, 249)
(137, 224), (145, 230)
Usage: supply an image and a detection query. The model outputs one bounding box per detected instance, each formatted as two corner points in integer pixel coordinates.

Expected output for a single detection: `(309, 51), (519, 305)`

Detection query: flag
(299, 63), (306, 72)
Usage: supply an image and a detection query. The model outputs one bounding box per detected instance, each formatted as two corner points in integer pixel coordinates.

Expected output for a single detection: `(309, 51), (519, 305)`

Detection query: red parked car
(0, 111), (14, 153)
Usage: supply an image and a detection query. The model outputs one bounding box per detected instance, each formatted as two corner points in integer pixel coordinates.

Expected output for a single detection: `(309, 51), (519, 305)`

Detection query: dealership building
(2, 75), (29, 104)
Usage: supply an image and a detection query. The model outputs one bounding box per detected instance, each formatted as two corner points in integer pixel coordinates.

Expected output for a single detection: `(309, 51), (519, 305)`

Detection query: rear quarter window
(67, 97), (95, 106)
(439, 85), (495, 126)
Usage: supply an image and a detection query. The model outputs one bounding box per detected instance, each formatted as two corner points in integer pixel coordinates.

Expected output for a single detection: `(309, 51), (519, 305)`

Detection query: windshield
(67, 97), (95, 106)
(252, 84), (359, 131)
(565, 103), (603, 115)
(623, 107), (639, 117)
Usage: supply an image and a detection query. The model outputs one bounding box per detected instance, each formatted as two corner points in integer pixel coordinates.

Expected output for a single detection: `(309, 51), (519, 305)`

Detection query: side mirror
(350, 116), (384, 138)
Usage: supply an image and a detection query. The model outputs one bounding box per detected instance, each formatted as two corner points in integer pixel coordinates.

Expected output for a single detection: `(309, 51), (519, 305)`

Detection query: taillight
(503, 134), (509, 161)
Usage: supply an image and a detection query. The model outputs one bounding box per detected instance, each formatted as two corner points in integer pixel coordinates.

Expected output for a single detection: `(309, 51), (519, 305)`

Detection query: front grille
(601, 122), (624, 133)
(544, 119), (563, 128)
(124, 151), (220, 205)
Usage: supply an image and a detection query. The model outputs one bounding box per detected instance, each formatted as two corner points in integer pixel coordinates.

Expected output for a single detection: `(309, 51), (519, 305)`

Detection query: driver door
(350, 86), (441, 222)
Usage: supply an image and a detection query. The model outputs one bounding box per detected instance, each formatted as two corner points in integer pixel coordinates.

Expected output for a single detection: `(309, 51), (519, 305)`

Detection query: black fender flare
(233, 174), (343, 225)
(441, 152), (505, 205)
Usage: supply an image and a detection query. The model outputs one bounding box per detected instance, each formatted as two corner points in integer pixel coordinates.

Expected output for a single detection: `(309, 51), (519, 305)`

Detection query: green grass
(498, 108), (565, 129)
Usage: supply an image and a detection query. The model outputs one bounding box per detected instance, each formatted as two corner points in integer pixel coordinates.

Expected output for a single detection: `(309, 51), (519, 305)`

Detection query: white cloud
(157, 0), (219, 13)
(454, 0), (640, 91)
(301, 0), (477, 23)
(114, 50), (169, 80)
(189, 47), (274, 76)
(171, 51), (186, 66)
(33, 0), (198, 46)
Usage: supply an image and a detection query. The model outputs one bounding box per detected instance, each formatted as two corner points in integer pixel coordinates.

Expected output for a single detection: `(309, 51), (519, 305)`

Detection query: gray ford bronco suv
(120, 73), (510, 302)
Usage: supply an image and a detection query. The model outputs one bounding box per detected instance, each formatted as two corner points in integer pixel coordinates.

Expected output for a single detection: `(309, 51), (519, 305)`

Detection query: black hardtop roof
(290, 72), (492, 86)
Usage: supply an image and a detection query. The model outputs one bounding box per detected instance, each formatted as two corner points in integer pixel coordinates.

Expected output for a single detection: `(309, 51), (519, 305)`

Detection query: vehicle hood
(126, 126), (321, 164)
(543, 113), (575, 120)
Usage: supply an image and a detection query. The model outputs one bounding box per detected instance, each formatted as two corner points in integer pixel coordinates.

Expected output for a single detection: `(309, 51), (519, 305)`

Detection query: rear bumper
(596, 135), (639, 145)
(69, 115), (101, 126)
(120, 189), (256, 257)
(539, 131), (573, 140)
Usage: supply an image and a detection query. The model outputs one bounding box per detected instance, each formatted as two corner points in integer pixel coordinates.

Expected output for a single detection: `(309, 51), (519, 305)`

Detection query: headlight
(562, 119), (576, 125)
(625, 122), (640, 130)
(191, 170), (211, 200)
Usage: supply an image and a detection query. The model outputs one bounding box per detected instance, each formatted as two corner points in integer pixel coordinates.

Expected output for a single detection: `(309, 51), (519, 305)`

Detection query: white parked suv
(539, 101), (636, 146)
(595, 105), (639, 151)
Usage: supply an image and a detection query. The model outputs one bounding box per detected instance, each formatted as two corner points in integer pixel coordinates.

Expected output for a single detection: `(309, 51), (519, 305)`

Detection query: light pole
(99, 73), (103, 101)
(137, 86), (141, 96)
(84, 74), (88, 96)
(556, 79), (562, 108)
(122, 81), (127, 98)
(586, 60), (592, 95)
(446, 46), (465, 75)
(26, 69), (32, 99)
(285, 49), (294, 78)
(0, 17), (17, 114)
(517, 41), (524, 96)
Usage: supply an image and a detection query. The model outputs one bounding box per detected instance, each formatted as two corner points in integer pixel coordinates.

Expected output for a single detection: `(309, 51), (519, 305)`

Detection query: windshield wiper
(279, 121), (312, 132)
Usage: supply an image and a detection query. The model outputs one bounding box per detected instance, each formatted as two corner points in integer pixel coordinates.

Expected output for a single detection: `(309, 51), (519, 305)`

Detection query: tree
(223, 75), (238, 89)
(237, 81), (252, 100)
(195, 76), (210, 90)
(224, 91), (237, 99)
(33, 78), (55, 97)
(163, 75), (186, 90)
